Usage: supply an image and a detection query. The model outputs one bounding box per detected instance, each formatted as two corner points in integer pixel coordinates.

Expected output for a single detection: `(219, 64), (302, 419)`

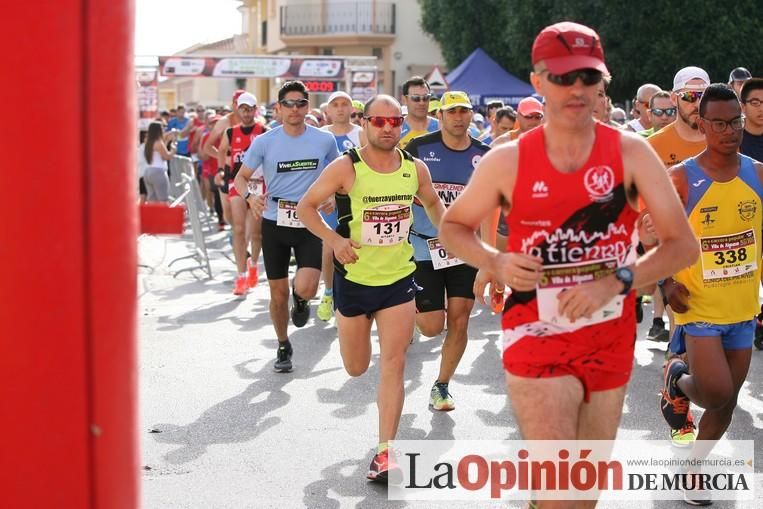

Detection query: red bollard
(1, 1), (139, 508)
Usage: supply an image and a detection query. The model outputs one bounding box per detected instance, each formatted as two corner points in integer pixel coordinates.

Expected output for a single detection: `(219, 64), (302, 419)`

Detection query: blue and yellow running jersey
(405, 130), (489, 261)
(673, 155), (763, 325)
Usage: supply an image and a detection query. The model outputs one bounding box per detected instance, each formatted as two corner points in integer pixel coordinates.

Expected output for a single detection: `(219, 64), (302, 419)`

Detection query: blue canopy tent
(444, 48), (535, 107)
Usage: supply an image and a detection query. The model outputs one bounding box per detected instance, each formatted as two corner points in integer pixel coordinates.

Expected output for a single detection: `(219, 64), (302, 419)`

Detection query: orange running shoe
(246, 258), (258, 288)
(660, 358), (690, 429)
(233, 275), (248, 296)
(367, 448), (401, 484)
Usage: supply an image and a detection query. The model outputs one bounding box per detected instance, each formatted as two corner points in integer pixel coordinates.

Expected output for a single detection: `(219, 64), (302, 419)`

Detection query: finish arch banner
(158, 55), (346, 80)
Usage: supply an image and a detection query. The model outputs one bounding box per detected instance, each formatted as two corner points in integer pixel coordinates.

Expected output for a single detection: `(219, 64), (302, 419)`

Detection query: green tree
(419, 0), (515, 71)
(419, 0), (762, 101)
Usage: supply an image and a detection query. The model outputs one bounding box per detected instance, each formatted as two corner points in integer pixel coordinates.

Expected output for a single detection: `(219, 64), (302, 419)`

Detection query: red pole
(1, 1), (139, 508)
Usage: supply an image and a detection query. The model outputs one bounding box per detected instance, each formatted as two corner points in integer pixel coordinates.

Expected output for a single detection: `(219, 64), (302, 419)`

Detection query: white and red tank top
(228, 123), (264, 178)
(502, 122), (640, 332)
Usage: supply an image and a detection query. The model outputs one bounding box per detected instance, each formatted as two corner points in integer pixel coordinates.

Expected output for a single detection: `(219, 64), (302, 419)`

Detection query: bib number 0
(427, 237), (463, 270)
(276, 200), (303, 228)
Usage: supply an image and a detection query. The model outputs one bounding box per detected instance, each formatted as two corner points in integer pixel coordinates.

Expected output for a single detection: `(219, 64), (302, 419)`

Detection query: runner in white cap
(205, 90), (246, 228)
(316, 91), (368, 321)
(216, 92), (268, 295)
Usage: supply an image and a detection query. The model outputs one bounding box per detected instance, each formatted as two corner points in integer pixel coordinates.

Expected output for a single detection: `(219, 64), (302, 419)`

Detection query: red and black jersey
(227, 122), (265, 178)
(502, 122), (640, 332)
(200, 129), (219, 178)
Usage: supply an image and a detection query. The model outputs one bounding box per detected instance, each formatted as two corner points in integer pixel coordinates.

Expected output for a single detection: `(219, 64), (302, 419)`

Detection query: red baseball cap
(532, 22), (608, 75)
(517, 97), (544, 116)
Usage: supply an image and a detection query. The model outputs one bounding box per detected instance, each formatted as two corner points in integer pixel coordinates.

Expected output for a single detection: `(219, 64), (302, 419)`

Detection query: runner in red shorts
(440, 21), (698, 459)
(217, 92), (268, 295)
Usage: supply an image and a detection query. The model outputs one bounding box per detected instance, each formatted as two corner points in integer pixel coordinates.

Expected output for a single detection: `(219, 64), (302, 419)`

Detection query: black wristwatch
(614, 267), (634, 295)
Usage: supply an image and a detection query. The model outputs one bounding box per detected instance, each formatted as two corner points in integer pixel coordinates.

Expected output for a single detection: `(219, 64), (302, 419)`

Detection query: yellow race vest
(673, 155), (763, 325)
(334, 148), (419, 286)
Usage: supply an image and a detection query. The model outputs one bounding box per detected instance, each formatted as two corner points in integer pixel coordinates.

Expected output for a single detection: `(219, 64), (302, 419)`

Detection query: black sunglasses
(350, 112), (363, 118)
(543, 69), (603, 87)
(279, 98), (309, 108)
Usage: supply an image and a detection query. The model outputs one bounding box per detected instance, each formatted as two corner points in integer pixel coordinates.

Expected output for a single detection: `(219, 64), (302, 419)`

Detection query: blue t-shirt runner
(242, 124), (339, 222)
(167, 116), (190, 155)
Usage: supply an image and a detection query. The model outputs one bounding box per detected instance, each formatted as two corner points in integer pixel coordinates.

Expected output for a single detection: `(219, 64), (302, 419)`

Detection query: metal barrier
(169, 156), (214, 232)
(168, 156), (185, 198)
(167, 157), (213, 279)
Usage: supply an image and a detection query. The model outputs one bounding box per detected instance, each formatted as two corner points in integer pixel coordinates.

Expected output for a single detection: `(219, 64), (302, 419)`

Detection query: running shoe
(660, 358), (690, 429)
(670, 412), (696, 447)
(316, 294), (334, 322)
(233, 275), (248, 296)
(273, 343), (293, 373)
(367, 448), (401, 484)
(429, 382), (455, 411)
(246, 258), (258, 288)
(647, 319), (669, 342)
(290, 287), (310, 327)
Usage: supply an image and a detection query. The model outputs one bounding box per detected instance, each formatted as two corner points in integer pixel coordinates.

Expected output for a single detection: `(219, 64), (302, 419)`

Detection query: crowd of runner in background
(138, 65), (761, 209)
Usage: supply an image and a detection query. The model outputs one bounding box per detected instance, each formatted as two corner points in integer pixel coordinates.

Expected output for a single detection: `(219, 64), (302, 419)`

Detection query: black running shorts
(261, 219), (322, 280)
(333, 272), (417, 319)
(414, 260), (478, 313)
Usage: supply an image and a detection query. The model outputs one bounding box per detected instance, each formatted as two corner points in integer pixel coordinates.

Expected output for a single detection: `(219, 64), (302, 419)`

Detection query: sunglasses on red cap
(541, 68), (603, 87)
(365, 116), (404, 128)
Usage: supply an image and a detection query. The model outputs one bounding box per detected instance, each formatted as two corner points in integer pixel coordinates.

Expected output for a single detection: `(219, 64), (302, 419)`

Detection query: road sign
(427, 65), (448, 91)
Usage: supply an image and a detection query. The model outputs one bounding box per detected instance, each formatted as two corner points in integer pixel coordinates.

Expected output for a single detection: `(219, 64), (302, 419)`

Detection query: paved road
(139, 231), (763, 508)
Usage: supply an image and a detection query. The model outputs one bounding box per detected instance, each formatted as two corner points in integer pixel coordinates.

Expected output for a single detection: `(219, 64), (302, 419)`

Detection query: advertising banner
(136, 68), (158, 130)
(157, 56), (345, 80)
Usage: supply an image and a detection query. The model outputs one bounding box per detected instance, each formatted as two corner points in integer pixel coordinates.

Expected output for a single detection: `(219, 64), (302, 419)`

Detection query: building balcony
(280, 2), (396, 44)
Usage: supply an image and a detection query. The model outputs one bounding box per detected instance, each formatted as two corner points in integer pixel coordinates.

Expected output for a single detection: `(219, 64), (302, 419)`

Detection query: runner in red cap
(440, 20), (697, 478)
(493, 97), (545, 146)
